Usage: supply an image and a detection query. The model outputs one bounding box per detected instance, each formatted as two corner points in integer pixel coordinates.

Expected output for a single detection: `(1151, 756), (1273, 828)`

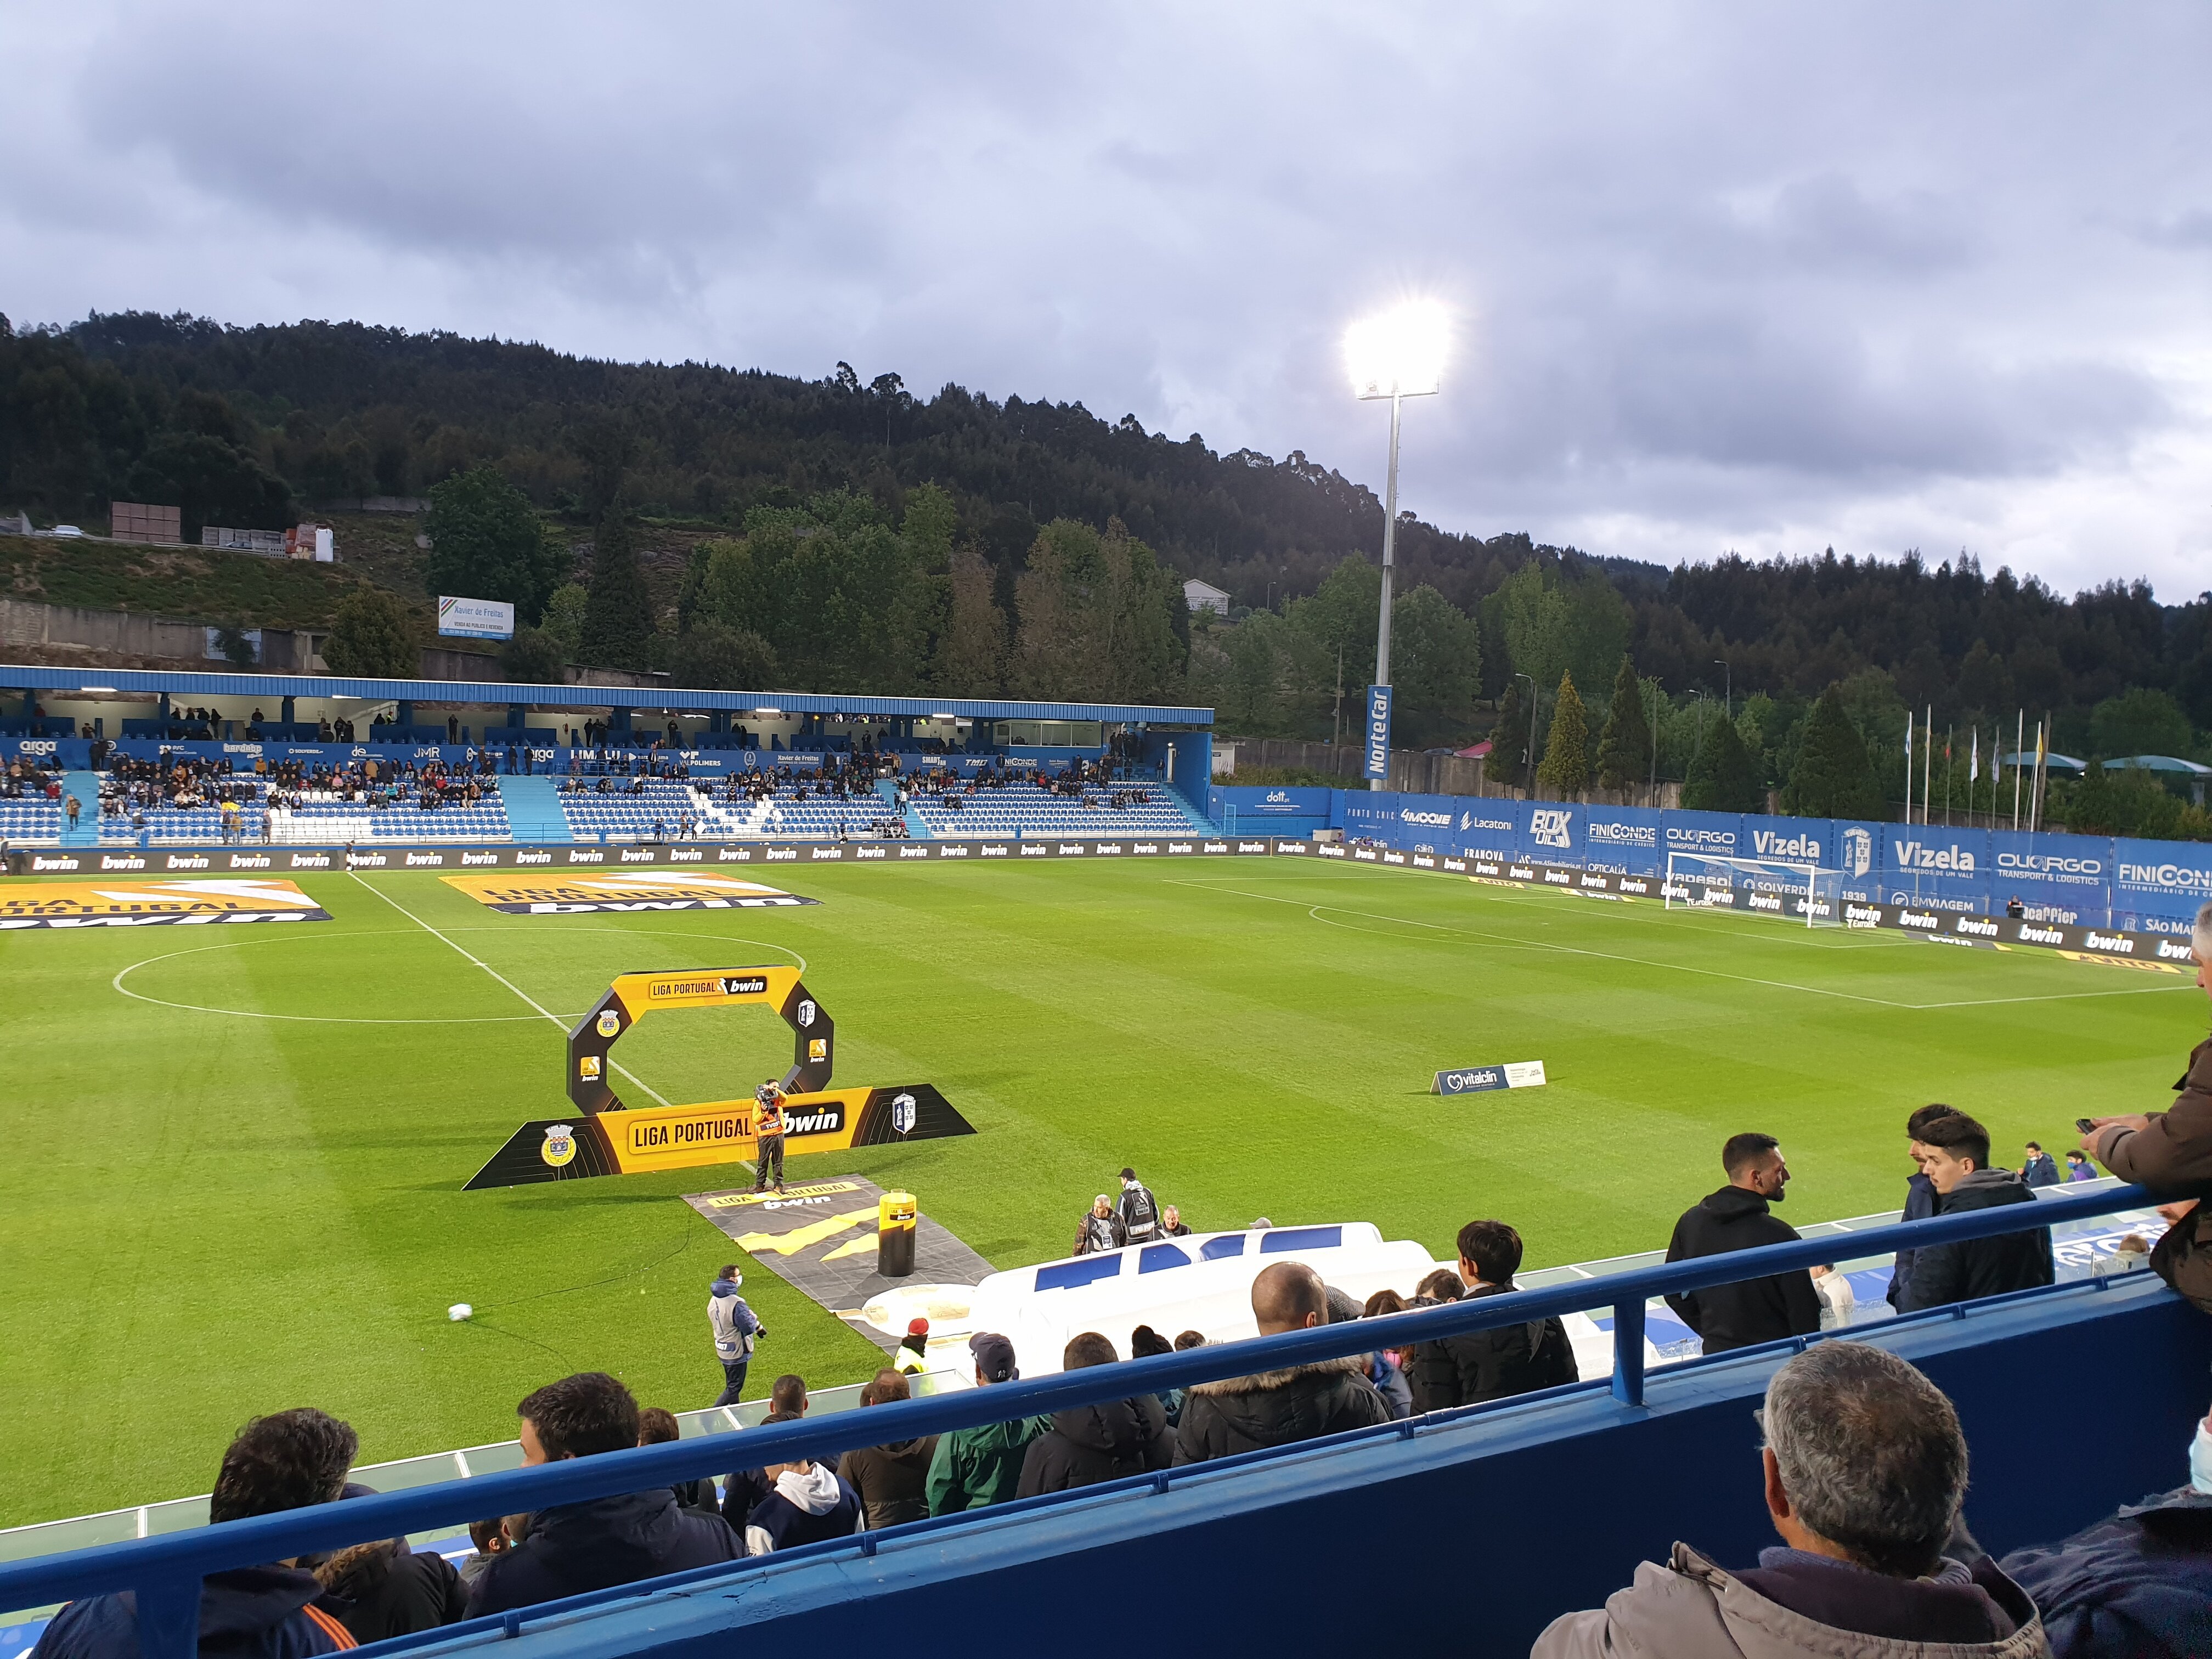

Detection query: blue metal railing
(0, 1183), (2163, 1659)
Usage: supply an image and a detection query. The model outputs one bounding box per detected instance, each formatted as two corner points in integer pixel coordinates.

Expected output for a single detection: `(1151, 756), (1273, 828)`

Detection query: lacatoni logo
(1460, 811), (1513, 833)
(1751, 830), (1822, 861)
(1399, 809), (1451, 827)
(1529, 809), (1574, 849)
(1894, 839), (1977, 873)
(1841, 827), (1874, 878)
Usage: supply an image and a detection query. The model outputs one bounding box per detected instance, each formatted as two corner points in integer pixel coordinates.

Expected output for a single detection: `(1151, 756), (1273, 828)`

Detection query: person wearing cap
(1114, 1167), (1163, 1245)
(752, 1078), (788, 1195)
(926, 1333), (1051, 1515)
(894, 1317), (930, 1376)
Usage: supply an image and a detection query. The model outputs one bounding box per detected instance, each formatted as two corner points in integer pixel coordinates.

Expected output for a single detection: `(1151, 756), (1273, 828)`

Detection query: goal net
(1663, 853), (1843, 928)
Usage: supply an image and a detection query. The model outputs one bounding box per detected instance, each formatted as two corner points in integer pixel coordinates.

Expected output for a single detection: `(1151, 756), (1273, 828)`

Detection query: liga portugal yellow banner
(441, 872), (818, 914)
(0, 878), (330, 929)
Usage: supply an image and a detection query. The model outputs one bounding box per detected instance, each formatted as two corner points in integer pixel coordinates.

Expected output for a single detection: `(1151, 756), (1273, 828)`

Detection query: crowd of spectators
(2, 752), (63, 800)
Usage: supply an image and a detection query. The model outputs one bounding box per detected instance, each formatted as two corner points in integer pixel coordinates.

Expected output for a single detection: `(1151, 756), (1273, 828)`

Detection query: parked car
(49, 524), (84, 537)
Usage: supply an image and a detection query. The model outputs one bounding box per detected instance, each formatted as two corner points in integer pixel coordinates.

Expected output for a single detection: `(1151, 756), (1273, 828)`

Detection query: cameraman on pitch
(753, 1077), (788, 1195)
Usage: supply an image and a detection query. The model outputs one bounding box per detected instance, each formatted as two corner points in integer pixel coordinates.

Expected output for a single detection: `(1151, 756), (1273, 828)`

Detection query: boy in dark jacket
(1017, 1333), (1172, 1496)
(38, 1409), (362, 1659)
(1894, 1114), (2053, 1313)
(1174, 1262), (1391, 1465)
(1664, 1132), (1823, 1354)
(467, 1373), (738, 1618)
(311, 1485), (467, 1643)
(838, 1370), (940, 1528)
(1888, 1104), (1960, 1310)
(1408, 1220), (1577, 1413)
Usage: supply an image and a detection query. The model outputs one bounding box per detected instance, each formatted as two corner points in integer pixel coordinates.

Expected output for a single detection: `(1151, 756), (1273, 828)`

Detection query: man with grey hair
(1532, 1343), (2044, 1656)
(2083, 897), (2212, 1313)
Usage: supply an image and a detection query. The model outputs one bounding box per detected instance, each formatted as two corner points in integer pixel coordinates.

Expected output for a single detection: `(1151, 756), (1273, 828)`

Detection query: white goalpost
(1663, 852), (1844, 929)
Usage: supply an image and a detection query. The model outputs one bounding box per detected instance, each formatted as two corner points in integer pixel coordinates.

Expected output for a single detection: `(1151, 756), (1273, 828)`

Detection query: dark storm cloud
(3, 1), (2206, 593)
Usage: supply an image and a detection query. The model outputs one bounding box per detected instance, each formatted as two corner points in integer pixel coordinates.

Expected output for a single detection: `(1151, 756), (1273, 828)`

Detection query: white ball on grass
(448, 1303), (473, 1322)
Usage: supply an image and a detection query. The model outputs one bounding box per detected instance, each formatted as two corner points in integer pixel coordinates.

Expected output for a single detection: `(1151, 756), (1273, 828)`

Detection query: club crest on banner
(540, 1124), (577, 1168)
(596, 1008), (622, 1038)
(891, 1092), (918, 1135)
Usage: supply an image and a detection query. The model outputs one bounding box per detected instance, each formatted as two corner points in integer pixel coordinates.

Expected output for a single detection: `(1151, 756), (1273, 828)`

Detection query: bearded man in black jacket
(1664, 1132), (1823, 1355)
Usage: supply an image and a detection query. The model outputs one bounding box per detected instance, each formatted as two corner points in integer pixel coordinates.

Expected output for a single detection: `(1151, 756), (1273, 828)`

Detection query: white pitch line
(1175, 879), (2191, 1012)
(350, 872), (673, 1105)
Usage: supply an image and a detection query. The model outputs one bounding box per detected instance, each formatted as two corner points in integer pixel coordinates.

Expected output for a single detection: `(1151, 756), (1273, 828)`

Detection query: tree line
(5, 309), (2210, 789)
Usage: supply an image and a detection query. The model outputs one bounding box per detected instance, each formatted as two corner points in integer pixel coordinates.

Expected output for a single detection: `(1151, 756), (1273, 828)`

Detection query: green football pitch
(2, 857), (2198, 1527)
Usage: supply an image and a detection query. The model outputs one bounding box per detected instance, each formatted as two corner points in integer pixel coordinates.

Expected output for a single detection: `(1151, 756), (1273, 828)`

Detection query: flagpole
(2012, 710), (2023, 831)
(1922, 707), (1933, 826)
(1944, 725), (1953, 827)
(1904, 713), (1914, 825)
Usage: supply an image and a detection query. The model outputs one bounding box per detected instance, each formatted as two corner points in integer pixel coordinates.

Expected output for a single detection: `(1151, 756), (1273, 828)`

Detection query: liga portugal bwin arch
(464, 966), (973, 1189)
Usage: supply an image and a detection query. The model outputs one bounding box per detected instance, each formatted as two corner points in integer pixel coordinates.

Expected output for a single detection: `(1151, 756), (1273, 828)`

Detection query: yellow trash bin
(878, 1189), (917, 1278)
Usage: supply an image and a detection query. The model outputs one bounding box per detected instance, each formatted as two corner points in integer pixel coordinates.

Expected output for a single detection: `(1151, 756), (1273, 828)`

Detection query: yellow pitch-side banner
(0, 878), (330, 929)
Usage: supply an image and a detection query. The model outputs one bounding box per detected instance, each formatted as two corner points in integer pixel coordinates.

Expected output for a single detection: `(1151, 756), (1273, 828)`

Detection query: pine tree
(1536, 670), (1590, 796)
(2066, 757), (2120, 834)
(580, 512), (656, 670)
(1594, 654), (1651, 793)
(1779, 685), (1884, 819)
(1683, 709), (1762, 812)
(1491, 679), (1530, 786)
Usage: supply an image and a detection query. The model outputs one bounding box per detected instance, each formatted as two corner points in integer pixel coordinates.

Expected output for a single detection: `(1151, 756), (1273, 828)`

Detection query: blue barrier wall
(337, 1278), (2212, 1659)
(1212, 786), (2212, 932)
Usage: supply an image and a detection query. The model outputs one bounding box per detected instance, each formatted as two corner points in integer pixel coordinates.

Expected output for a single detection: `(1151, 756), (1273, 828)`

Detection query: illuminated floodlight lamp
(79, 685), (117, 693)
(753, 707), (782, 718)
(1344, 300), (1448, 401)
(930, 712), (956, 721)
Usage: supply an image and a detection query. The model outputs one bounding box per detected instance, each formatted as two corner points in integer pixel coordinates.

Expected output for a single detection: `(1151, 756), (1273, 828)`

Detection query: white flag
(1970, 730), (1979, 785)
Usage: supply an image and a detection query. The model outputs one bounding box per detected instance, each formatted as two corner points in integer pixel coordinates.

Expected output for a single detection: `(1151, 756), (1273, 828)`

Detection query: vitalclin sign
(1363, 684), (1392, 781)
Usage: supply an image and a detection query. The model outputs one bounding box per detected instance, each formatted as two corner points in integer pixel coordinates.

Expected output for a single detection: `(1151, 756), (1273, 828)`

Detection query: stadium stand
(2, 1188), (2207, 1658)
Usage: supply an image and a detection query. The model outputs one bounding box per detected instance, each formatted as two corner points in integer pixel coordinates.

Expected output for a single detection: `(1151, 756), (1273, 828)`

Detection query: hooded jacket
(2101, 1034), (2212, 1312)
(1893, 1170), (2053, 1313)
(1171, 1353), (1392, 1466)
(742, 1463), (860, 1556)
(926, 1414), (1052, 1514)
(1407, 1282), (1578, 1414)
(1664, 1187), (1824, 1355)
(464, 1487), (740, 1617)
(1531, 1541), (2047, 1659)
(2000, 1483), (2212, 1658)
(1887, 1170), (1940, 1309)
(1016, 1393), (1172, 1496)
(37, 1567), (356, 1659)
(838, 1434), (940, 1530)
(708, 1279), (760, 1362)
(312, 1537), (466, 1644)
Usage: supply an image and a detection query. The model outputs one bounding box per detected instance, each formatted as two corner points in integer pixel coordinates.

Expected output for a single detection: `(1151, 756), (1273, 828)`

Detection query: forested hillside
(3, 308), (2209, 814)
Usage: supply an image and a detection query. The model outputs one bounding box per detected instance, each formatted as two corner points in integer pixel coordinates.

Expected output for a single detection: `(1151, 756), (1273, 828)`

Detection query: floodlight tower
(1345, 301), (1446, 789)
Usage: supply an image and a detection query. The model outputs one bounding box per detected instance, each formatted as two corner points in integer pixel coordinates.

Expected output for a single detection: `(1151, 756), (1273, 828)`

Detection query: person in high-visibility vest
(753, 1079), (788, 1195)
(894, 1317), (930, 1375)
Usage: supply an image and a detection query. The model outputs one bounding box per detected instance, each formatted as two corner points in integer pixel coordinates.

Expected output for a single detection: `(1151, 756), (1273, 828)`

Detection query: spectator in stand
(1999, 1400), (2212, 1657)
(838, 1370), (940, 1530)
(1161, 1204), (1192, 1237)
(1074, 1194), (1122, 1255)
(1534, 1344), (2041, 1657)
(1893, 1112), (2054, 1313)
(1129, 1324), (1187, 1426)
(1664, 1132), (1822, 1355)
(37, 1407), (362, 1659)
(466, 1372), (738, 1618)
(635, 1409), (720, 1518)
(1891, 1104), (1963, 1311)
(2084, 902), (2212, 1313)
(708, 1265), (762, 1407)
(927, 1333), (1049, 1515)
(2023, 1141), (2062, 1187)
(1017, 1332), (1172, 1496)
(741, 1410), (860, 1555)
(2065, 1149), (2097, 1182)
(1114, 1166), (1163, 1245)
(310, 1483), (467, 1643)
(456, 1518), (516, 1588)
(1407, 1220), (1578, 1413)
(1173, 1261), (1391, 1465)
(1412, 1267), (1465, 1305)
(1324, 1285), (1412, 1419)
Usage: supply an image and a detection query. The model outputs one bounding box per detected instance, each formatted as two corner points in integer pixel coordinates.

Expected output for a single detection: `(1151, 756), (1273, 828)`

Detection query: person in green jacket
(926, 1333), (1049, 1515)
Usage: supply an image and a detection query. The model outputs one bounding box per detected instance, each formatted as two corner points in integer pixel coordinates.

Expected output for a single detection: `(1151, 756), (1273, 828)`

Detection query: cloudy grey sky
(4, 2), (2207, 597)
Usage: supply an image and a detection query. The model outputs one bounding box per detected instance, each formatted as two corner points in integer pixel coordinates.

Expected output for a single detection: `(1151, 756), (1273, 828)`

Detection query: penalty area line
(348, 872), (673, 1107)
